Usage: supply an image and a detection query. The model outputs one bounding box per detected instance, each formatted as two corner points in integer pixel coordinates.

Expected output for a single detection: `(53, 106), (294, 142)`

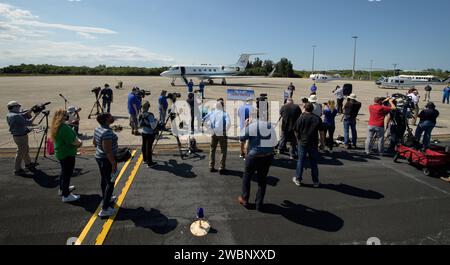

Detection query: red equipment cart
(394, 144), (450, 176)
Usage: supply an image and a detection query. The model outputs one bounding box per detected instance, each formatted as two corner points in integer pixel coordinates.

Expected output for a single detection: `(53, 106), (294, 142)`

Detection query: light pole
(393, 63), (398, 76)
(352, 36), (358, 80)
(312, 45), (317, 75)
(370, 60), (374, 81)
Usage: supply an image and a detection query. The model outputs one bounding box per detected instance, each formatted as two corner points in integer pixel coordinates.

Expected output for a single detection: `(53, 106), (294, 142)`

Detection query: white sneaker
(98, 207), (115, 217)
(110, 196), (117, 204)
(292, 177), (302, 187)
(59, 186), (76, 196)
(314, 182), (321, 188)
(62, 193), (80, 203)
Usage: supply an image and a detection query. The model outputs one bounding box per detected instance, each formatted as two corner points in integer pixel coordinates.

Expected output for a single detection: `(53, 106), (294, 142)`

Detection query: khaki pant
(13, 135), (31, 171)
(209, 135), (227, 170)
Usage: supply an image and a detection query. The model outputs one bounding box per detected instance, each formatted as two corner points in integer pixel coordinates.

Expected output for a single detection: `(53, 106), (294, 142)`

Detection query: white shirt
(408, 93), (419, 104)
(334, 88), (344, 99)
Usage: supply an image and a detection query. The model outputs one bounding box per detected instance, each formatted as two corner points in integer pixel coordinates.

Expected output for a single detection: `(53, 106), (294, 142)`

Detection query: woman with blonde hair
(51, 109), (82, 203)
(323, 100), (338, 152)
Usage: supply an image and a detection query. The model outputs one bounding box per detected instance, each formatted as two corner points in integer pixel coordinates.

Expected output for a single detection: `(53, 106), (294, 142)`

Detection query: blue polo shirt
(188, 82), (194, 93)
(127, 93), (141, 115)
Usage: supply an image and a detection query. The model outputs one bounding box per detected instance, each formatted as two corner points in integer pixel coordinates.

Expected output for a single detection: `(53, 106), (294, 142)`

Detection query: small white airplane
(309, 73), (341, 82)
(160, 53), (274, 86)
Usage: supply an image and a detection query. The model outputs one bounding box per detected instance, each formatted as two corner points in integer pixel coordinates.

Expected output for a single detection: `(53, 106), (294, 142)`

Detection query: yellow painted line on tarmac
(95, 154), (144, 245)
(75, 150), (137, 246)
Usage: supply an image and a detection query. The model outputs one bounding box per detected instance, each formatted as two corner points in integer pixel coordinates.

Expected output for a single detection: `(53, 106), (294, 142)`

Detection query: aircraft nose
(160, 71), (168, 77)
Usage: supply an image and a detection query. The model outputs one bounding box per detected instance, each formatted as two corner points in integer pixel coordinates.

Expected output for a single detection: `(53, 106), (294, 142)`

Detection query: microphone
(59, 94), (68, 102)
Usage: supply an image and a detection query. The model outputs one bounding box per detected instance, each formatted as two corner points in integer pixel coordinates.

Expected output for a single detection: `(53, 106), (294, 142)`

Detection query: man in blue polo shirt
(158, 91), (169, 127)
(128, 88), (141, 135)
(188, 79), (194, 94)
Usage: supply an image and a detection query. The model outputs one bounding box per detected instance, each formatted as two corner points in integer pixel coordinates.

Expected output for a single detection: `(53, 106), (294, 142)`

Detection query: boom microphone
(59, 94), (68, 102)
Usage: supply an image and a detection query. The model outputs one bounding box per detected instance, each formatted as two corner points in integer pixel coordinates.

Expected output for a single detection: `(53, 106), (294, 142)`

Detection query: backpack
(115, 147), (132, 163)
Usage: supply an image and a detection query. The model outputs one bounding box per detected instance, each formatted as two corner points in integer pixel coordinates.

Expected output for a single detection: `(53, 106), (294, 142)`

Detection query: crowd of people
(5, 80), (448, 215)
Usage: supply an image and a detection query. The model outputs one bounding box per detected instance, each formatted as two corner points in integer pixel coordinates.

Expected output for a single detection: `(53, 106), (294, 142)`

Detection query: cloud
(0, 40), (175, 67)
(0, 2), (174, 67)
(0, 2), (116, 40)
(77, 32), (96, 39)
(0, 3), (37, 20)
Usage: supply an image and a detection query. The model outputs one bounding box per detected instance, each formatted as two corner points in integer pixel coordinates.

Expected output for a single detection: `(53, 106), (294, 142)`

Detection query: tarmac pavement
(0, 147), (449, 245)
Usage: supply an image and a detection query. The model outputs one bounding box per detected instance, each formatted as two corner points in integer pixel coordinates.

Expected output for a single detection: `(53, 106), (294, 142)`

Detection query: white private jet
(160, 53), (274, 86)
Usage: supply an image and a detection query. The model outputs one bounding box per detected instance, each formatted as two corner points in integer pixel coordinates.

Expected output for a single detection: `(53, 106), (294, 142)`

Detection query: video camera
(91, 87), (101, 94)
(136, 89), (151, 99)
(31, 102), (51, 114)
(167, 92), (181, 102)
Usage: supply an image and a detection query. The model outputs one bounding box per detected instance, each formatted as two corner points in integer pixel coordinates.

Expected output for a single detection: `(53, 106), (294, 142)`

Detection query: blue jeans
(365, 126), (385, 155)
(159, 107), (167, 125)
(295, 145), (319, 184)
(343, 118), (357, 146)
(444, 94), (450, 104)
(415, 121), (435, 148)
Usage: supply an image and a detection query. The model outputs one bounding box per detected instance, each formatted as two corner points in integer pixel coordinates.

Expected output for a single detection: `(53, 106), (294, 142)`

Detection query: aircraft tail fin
(236, 53), (265, 69)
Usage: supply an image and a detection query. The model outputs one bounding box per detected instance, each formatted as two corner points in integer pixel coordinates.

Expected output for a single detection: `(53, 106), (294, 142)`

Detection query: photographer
(333, 85), (344, 114)
(128, 87), (142, 135)
(51, 109), (82, 203)
(278, 99), (302, 159)
(186, 93), (195, 133)
(386, 98), (408, 153)
(67, 106), (81, 136)
(6, 101), (40, 175)
(343, 94), (362, 149)
(140, 101), (158, 167)
(158, 91), (169, 128)
(415, 102), (439, 149)
(93, 113), (119, 218)
(407, 89), (420, 126)
(365, 97), (396, 156)
(100, 84), (113, 113)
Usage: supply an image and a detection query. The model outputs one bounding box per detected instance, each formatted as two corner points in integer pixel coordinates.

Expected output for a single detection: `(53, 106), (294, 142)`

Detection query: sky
(0, 0), (449, 70)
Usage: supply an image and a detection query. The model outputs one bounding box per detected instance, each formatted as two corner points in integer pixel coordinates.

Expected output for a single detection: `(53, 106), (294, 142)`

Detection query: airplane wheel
(209, 80), (214, 85)
(171, 83), (175, 86)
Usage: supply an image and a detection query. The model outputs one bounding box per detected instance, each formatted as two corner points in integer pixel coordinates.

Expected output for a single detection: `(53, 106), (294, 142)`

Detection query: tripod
(152, 106), (193, 160)
(34, 111), (51, 165)
(88, 93), (104, 119)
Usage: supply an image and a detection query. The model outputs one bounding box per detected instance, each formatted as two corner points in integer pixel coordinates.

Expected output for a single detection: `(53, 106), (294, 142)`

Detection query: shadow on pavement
(301, 183), (385, 200)
(263, 200), (344, 232)
(152, 159), (197, 178)
(115, 207), (178, 235)
(70, 194), (102, 213)
(18, 170), (59, 189)
(224, 170), (280, 187)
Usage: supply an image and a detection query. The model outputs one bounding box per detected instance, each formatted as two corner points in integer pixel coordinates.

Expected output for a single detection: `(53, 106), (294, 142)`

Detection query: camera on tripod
(136, 89), (151, 99)
(91, 87), (101, 94)
(31, 102), (51, 114)
(167, 92), (181, 103)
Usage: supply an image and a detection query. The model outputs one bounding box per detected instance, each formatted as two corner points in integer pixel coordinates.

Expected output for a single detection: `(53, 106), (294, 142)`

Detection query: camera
(31, 102), (51, 114)
(167, 93), (181, 102)
(137, 89), (151, 98)
(91, 87), (101, 94)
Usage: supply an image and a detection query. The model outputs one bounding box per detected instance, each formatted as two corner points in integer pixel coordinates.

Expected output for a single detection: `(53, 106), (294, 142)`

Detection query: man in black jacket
(343, 94), (362, 149)
(278, 99), (302, 159)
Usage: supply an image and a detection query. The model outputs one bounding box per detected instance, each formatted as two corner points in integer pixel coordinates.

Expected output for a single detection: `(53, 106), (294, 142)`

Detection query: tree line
(0, 64), (169, 76)
(1, 63), (448, 81)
